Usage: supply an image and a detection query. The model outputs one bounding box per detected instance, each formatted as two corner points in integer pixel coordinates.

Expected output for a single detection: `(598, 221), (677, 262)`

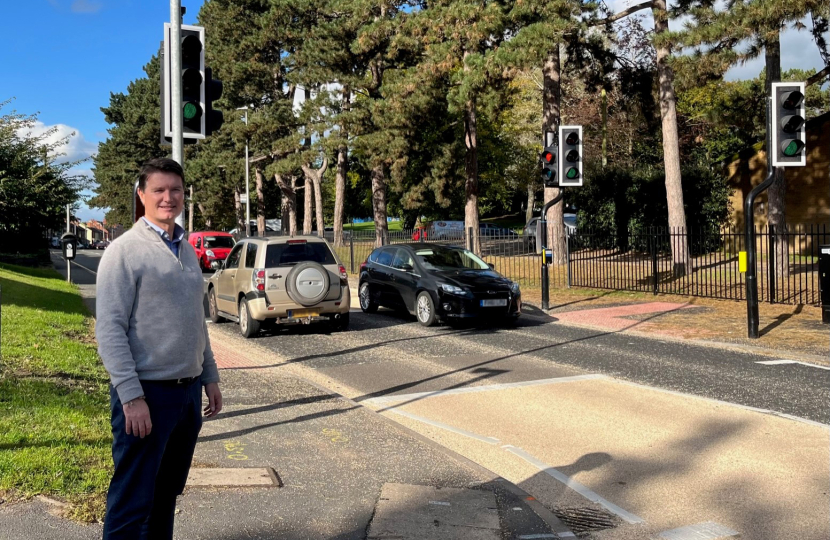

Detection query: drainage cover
(553, 507), (618, 536)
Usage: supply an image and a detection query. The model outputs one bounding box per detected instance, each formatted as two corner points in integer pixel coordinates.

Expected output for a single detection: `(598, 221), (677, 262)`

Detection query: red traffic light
(541, 151), (554, 163)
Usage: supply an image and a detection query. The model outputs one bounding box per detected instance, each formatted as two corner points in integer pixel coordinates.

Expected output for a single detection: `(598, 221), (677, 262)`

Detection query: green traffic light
(566, 167), (579, 180)
(782, 139), (804, 157)
(183, 102), (200, 120)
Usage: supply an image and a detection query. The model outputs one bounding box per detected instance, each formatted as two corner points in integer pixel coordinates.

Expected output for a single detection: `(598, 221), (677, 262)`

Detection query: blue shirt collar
(141, 217), (185, 244)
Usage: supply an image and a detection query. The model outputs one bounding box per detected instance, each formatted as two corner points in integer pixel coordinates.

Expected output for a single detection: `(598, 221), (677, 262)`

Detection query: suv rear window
(265, 242), (336, 267)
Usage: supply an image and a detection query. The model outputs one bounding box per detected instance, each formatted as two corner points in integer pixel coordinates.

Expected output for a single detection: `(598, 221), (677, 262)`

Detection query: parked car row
(50, 237), (105, 249)
(206, 236), (521, 338)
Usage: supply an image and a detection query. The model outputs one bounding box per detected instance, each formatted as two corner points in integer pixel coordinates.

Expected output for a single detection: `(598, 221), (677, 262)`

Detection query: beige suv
(206, 236), (351, 337)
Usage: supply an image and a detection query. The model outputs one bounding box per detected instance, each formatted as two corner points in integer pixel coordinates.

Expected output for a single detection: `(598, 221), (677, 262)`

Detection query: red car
(188, 231), (236, 271)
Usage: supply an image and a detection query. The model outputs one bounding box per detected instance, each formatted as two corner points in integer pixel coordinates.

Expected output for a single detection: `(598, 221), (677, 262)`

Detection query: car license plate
(480, 299), (507, 307)
(288, 309), (319, 318)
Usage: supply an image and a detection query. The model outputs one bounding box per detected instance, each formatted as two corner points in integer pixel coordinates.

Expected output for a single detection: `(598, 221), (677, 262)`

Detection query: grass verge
(0, 263), (110, 522)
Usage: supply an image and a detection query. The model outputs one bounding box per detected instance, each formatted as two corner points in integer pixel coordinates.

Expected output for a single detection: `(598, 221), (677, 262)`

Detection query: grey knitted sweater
(96, 221), (220, 403)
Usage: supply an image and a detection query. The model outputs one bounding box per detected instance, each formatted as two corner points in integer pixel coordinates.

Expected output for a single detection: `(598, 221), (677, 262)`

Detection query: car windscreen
(414, 247), (489, 271)
(265, 242), (336, 267)
(204, 236), (235, 248)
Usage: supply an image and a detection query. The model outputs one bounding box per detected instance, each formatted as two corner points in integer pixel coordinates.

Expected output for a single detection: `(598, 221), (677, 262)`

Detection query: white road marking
(658, 521), (739, 539)
(385, 409), (501, 445)
(67, 259), (97, 275)
(364, 374), (609, 406)
(756, 359), (830, 371)
(502, 445), (645, 525)
(517, 535), (558, 539)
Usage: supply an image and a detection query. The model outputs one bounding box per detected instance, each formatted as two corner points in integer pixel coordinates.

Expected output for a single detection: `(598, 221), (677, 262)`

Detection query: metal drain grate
(553, 507), (619, 536)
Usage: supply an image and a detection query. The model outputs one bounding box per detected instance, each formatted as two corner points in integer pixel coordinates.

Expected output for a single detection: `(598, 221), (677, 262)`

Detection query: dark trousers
(103, 379), (203, 540)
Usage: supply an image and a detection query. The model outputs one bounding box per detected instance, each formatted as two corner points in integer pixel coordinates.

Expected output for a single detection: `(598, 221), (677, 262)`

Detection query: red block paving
(210, 334), (266, 370)
(553, 302), (695, 333)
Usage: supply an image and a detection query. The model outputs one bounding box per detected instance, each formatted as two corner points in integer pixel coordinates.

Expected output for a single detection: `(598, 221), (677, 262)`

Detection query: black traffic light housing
(205, 67), (224, 136)
(558, 125), (583, 186)
(771, 82), (806, 167)
(61, 233), (77, 261)
(540, 145), (558, 188)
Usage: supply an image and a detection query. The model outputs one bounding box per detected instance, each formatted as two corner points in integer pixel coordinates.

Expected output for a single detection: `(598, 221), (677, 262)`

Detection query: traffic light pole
(170, 0), (185, 229)
(540, 190), (565, 310)
(745, 96), (775, 339)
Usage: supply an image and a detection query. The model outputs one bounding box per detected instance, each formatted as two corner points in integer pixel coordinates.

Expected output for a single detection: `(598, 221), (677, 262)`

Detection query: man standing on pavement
(96, 157), (222, 540)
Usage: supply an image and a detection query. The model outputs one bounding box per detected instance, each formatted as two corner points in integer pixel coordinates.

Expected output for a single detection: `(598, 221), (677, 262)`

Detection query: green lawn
(343, 220), (404, 232)
(0, 264), (111, 521)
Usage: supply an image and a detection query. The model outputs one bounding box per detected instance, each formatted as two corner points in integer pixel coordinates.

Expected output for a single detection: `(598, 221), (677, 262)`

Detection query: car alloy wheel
(359, 282), (378, 313)
(416, 292), (437, 327)
(209, 288), (223, 323)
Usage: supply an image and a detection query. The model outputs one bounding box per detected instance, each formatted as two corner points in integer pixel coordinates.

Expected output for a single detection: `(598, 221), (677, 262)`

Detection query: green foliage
(570, 161), (733, 253)
(0, 101), (85, 252)
(88, 56), (167, 227)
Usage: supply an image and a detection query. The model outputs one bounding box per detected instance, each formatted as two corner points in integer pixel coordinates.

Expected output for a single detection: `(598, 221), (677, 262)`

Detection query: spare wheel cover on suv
(286, 261), (331, 307)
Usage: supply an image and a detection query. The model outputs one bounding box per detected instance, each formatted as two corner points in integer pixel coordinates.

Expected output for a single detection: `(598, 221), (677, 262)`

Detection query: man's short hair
(138, 158), (185, 191)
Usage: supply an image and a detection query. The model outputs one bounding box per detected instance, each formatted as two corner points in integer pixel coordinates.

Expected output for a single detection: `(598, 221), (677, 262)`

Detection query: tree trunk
(303, 175), (313, 235)
(653, 0), (689, 277)
(301, 158), (328, 236)
(197, 203), (211, 229)
(371, 165), (388, 247)
(275, 173), (297, 235)
(764, 32), (789, 280)
(542, 46), (566, 265)
(601, 88), (608, 168)
(334, 88), (349, 247)
(525, 182), (535, 225)
(463, 51), (481, 254)
(255, 167), (265, 236)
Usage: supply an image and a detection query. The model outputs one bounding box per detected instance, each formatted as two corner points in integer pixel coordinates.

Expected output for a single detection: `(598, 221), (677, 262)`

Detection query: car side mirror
(488, 263), (495, 270)
(401, 263), (414, 273)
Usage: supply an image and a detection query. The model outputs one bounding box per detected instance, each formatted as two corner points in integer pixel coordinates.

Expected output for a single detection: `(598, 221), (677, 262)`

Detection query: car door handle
(269, 273), (281, 279)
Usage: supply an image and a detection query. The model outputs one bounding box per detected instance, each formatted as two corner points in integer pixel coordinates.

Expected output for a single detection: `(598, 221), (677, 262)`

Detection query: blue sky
(1, 1), (826, 222)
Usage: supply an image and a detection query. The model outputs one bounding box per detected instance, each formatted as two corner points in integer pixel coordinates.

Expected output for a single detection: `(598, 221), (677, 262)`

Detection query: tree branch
(593, 1), (655, 26)
(806, 65), (830, 87)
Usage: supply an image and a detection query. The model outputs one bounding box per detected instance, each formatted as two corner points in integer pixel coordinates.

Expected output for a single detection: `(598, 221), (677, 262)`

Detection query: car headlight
(510, 281), (520, 293)
(206, 249), (215, 257)
(440, 283), (469, 296)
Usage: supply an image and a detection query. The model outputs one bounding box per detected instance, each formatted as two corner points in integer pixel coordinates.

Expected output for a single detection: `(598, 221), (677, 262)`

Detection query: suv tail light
(338, 264), (348, 284)
(360, 261), (367, 272)
(253, 268), (266, 292)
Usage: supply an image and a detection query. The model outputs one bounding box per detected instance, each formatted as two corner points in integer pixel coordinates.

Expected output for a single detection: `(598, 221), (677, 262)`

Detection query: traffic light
(540, 144), (558, 188)
(771, 82), (806, 167)
(558, 125), (583, 186)
(163, 24), (206, 141)
(204, 67), (224, 136)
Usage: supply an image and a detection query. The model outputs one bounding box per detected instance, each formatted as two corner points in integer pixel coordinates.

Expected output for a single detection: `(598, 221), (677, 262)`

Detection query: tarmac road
(207, 306), (830, 540)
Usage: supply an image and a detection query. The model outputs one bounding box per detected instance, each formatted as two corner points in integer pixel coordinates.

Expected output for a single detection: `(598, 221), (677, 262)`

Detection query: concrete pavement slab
(367, 483), (500, 540)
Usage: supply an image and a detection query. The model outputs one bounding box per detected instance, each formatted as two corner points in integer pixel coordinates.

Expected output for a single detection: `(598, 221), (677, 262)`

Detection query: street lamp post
(238, 106), (250, 237)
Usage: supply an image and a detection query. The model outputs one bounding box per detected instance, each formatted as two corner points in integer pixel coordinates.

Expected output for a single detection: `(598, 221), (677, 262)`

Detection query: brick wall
(725, 112), (829, 229)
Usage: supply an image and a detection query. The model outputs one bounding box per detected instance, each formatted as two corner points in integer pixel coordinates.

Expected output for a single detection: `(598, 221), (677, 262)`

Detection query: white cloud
(725, 23), (827, 82)
(17, 121), (97, 165)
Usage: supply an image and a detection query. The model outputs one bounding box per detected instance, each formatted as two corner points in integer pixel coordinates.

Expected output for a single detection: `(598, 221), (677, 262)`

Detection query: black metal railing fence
(251, 223), (826, 306)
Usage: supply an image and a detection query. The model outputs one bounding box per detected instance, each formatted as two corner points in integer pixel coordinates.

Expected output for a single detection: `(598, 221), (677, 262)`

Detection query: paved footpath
(0, 329), (576, 540)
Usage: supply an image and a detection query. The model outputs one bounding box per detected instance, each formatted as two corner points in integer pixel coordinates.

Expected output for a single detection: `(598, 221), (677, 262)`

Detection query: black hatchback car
(358, 243), (521, 326)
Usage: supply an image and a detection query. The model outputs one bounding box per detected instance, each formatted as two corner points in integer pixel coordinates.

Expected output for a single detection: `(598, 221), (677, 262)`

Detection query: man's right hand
(123, 398), (152, 438)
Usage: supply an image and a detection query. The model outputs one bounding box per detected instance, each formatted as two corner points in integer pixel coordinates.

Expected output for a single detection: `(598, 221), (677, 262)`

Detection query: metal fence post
(651, 229), (658, 295)
(565, 234), (571, 288)
(467, 227), (473, 251)
(767, 225), (776, 304)
(349, 232), (355, 274)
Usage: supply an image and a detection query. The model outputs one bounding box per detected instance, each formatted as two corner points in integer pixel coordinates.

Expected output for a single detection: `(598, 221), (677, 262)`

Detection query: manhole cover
(553, 507), (619, 536)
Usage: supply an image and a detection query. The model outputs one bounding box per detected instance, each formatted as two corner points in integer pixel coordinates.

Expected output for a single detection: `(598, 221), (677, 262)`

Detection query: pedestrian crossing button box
(61, 233), (77, 261)
(820, 244), (830, 324)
